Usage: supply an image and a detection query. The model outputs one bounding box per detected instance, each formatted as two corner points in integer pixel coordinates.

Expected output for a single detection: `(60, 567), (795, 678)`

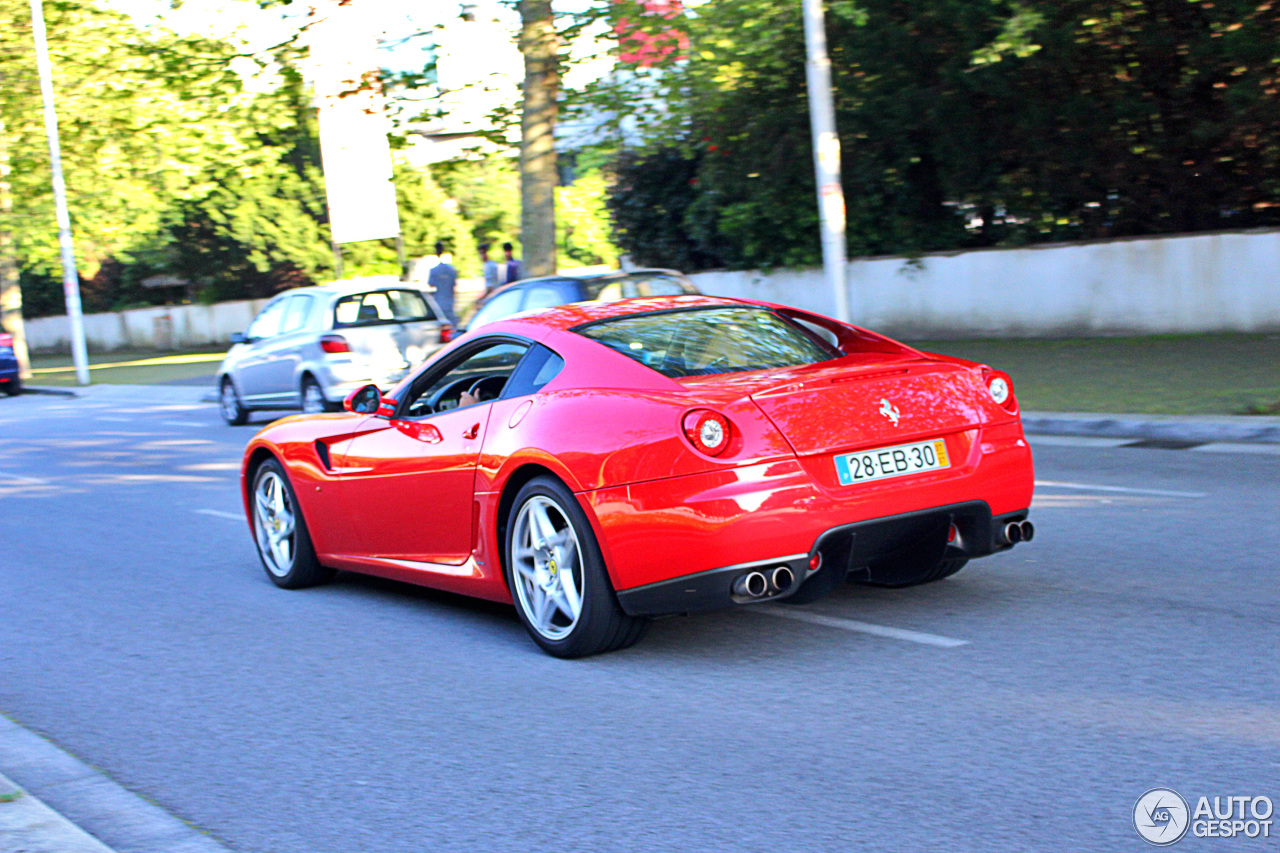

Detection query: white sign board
(309, 2), (400, 244)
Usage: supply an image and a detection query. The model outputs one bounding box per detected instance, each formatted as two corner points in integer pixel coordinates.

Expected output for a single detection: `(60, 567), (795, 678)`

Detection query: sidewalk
(0, 714), (231, 853)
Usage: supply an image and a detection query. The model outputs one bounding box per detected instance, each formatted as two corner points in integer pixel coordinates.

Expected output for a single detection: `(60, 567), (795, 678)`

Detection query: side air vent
(314, 440), (331, 470)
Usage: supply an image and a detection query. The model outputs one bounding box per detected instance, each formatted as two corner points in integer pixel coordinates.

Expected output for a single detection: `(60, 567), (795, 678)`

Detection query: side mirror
(230, 332), (247, 345)
(345, 384), (382, 414)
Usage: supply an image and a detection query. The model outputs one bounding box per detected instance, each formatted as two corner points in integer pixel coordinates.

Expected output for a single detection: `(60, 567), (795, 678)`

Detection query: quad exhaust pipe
(733, 571), (768, 598)
(771, 566), (794, 593)
(733, 566), (796, 598)
(1003, 520), (1036, 545)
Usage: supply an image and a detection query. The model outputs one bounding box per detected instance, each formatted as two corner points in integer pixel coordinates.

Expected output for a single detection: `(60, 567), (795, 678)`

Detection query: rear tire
(2, 377), (19, 396)
(250, 458), (334, 589)
(219, 377), (248, 425)
(301, 375), (337, 414)
(504, 476), (648, 658)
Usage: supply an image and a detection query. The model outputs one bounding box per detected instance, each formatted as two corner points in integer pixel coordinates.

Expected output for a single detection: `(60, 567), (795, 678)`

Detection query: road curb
(0, 714), (233, 853)
(1021, 411), (1280, 444)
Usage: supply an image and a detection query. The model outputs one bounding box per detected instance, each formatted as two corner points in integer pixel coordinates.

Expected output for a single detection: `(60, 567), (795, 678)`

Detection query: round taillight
(984, 370), (1016, 410)
(439, 324), (454, 344)
(683, 410), (731, 456)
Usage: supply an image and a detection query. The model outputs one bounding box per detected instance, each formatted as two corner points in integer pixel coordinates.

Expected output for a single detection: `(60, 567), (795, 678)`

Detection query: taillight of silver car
(439, 324), (454, 344)
(319, 334), (350, 354)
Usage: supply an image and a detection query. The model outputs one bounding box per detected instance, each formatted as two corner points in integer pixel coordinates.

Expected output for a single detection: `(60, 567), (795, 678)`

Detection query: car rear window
(580, 274), (697, 302)
(575, 307), (838, 378)
(333, 290), (433, 327)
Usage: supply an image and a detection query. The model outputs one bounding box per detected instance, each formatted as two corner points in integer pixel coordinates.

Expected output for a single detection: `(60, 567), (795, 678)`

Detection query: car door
(259, 294), (315, 404)
(329, 340), (531, 566)
(235, 297), (288, 401)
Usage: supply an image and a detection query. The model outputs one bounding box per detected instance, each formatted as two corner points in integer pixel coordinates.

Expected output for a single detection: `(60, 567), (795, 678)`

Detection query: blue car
(0, 331), (20, 396)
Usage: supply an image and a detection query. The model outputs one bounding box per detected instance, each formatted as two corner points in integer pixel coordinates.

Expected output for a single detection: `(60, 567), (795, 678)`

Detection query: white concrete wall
(25, 298), (271, 353)
(22, 228), (1280, 350)
(690, 228), (1280, 338)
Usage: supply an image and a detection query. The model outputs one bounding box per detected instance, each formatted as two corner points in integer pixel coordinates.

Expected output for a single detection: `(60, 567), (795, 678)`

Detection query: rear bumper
(587, 421), (1034, 614)
(615, 501), (1029, 616)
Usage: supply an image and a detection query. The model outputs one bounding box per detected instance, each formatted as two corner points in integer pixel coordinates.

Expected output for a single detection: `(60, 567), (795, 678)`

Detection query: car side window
(501, 344), (565, 399)
(280, 295), (314, 334)
(631, 274), (692, 296)
(247, 298), (287, 340)
(469, 288), (523, 329)
(522, 285), (569, 312)
(400, 342), (529, 418)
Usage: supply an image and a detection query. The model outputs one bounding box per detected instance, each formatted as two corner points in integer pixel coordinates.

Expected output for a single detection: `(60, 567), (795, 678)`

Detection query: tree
(519, 0), (562, 277)
(595, 0), (1280, 270)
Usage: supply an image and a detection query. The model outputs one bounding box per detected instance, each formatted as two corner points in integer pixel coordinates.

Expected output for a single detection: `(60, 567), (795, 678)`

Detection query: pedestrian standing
(428, 241), (459, 326)
(479, 243), (500, 297)
(502, 242), (522, 284)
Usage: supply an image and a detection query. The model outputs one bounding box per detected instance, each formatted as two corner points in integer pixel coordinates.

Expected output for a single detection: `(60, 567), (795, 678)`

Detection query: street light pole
(801, 0), (850, 324)
(29, 0), (89, 385)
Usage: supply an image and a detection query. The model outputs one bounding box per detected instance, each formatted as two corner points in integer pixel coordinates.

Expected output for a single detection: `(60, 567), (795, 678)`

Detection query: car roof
(273, 276), (428, 300)
(477, 268), (690, 302)
(477, 294), (751, 336)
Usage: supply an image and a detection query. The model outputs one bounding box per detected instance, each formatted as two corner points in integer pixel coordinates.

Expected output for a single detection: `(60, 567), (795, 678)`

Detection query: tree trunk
(0, 119), (31, 379)
(518, 0), (559, 278)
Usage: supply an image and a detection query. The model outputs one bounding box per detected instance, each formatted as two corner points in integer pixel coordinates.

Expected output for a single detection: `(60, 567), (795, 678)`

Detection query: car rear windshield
(333, 290), (433, 327)
(575, 307), (838, 378)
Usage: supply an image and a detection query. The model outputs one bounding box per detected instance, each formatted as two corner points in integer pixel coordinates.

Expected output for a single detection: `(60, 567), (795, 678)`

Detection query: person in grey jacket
(428, 241), (458, 326)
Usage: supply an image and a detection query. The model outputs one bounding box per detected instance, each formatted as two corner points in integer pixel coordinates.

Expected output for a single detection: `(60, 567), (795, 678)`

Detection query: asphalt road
(1, 391), (1278, 852)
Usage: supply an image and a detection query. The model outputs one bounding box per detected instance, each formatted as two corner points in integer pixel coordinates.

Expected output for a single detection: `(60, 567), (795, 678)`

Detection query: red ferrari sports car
(241, 295), (1035, 657)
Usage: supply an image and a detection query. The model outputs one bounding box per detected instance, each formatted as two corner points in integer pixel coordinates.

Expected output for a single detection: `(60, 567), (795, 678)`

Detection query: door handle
(462, 423), (480, 440)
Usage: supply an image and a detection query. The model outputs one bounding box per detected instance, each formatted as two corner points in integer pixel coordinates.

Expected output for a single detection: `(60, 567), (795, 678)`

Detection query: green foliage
(556, 169), (619, 268)
(596, 0), (1280, 270)
(430, 155), (522, 256)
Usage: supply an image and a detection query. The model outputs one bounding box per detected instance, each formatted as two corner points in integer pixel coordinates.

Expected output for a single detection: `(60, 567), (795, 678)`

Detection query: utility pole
(801, 0), (850, 323)
(30, 0), (89, 384)
(0, 119), (32, 380)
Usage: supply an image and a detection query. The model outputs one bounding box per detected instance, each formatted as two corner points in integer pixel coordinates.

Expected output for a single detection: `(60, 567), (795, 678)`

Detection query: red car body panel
(242, 294), (1035, 612)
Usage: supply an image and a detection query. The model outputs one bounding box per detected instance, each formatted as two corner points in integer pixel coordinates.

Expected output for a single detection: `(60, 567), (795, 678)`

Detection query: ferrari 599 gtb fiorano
(240, 295), (1035, 658)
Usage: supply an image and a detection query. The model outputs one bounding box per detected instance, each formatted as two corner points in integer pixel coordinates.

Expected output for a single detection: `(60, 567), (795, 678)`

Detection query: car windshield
(333, 290), (432, 327)
(575, 307), (838, 378)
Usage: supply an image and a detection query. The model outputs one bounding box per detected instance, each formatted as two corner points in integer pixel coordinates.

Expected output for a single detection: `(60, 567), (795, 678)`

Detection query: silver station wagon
(216, 277), (450, 425)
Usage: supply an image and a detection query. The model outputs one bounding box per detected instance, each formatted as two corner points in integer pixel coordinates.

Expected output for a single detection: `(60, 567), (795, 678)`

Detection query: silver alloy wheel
(302, 380), (325, 414)
(220, 381), (241, 421)
(511, 495), (585, 641)
(254, 470), (296, 578)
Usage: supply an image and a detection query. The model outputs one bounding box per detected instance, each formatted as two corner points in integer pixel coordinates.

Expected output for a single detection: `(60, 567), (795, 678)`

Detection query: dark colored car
(0, 332), (20, 396)
(465, 268), (699, 331)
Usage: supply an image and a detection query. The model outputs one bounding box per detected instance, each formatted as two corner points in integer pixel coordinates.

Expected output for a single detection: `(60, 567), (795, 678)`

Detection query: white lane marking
(195, 509), (243, 521)
(97, 415), (131, 422)
(1190, 442), (1280, 456)
(1034, 479), (1206, 498)
(756, 607), (969, 648)
(161, 420), (207, 427)
(1029, 435), (1132, 448)
(0, 470), (47, 485)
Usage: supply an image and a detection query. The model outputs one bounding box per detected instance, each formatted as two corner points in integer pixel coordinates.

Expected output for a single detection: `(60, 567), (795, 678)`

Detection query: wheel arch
(241, 444), (279, 516)
(492, 462), (619, 594)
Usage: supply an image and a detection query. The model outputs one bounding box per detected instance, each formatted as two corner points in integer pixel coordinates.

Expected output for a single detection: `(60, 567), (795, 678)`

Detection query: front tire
(219, 377), (248, 425)
(504, 476), (648, 658)
(251, 458), (334, 589)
